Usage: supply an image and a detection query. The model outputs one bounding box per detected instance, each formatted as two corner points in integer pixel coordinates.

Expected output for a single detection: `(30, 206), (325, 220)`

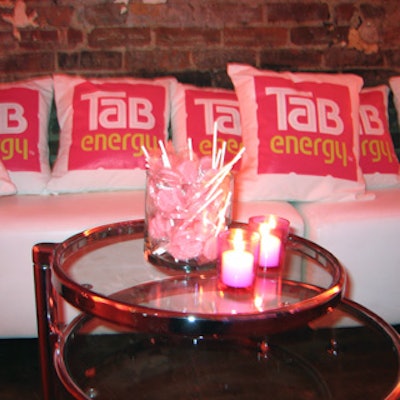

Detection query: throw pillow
(359, 85), (400, 188)
(47, 74), (174, 193)
(0, 77), (53, 194)
(227, 63), (366, 202)
(171, 82), (242, 169)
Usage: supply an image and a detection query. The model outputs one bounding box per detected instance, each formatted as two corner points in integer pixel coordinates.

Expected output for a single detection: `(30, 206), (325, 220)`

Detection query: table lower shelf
(55, 300), (400, 400)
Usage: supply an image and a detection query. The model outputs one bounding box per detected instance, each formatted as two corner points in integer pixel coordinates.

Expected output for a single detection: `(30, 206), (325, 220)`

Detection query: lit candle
(220, 229), (255, 288)
(249, 215), (290, 269)
(259, 224), (281, 267)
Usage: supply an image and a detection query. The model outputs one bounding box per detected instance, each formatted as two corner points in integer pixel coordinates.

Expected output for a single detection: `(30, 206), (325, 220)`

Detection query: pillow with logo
(0, 77), (53, 194)
(171, 83), (242, 170)
(0, 159), (16, 195)
(359, 85), (400, 188)
(47, 75), (175, 193)
(227, 63), (366, 202)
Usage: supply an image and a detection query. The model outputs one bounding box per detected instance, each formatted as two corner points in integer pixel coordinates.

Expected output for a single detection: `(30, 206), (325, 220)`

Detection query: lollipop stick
(212, 121), (218, 169)
(158, 140), (171, 168)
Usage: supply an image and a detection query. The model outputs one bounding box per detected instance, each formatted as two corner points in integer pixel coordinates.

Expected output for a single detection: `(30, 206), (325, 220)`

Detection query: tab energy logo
(0, 88), (39, 171)
(69, 82), (166, 170)
(255, 76), (357, 180)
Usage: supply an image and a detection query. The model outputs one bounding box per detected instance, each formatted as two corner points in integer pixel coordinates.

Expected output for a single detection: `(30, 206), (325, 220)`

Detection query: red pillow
(171, 82), (242, 170)
(228, 64), (366, 202)
(47, 75), (174, 193)
(359, 86), (400, 188)
(0, 77), (53, 194)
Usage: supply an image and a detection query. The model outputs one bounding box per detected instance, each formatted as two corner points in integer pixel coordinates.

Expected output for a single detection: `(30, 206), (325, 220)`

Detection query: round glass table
(33, 220), (400, 400)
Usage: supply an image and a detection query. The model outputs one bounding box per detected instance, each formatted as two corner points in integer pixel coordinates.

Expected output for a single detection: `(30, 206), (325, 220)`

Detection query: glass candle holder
(217, 228), (260, 293)
(144, 164), (233, 272)
(248, 215), (290, 269)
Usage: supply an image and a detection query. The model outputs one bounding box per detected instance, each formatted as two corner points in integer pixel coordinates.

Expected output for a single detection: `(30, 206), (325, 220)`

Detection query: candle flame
(232, 229), (246, 252)
(259, 215), (277, 236)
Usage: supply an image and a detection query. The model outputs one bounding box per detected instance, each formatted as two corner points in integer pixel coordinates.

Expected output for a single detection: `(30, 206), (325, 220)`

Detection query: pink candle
(221, 247), (254, 288)
(259, 232), (281, 267)
(218, 228), (259, 290)
(249, 215), (290, 269)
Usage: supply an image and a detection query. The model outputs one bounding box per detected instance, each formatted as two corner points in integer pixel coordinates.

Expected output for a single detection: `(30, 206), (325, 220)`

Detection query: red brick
(125, 49), (192, 74)
(0, 9), (13, 29)
(19, 29), (59, 49)
(324, 47), (384, 69)
(382, 26), (400, 49)
(192, 48), (256, 71)
(129, 2), (262, 28)
(356, 68), (398, 87)
(267, 3), (329, 23)
(35, 6), (74, 27)
(291, 26), (348, 46)
(360, 4), (385, 19)
(88, 28), (151, 48)
(84, 4), (127, 26)
(224, 27), (288, 47)
(0, 31), (17, 52)
(334, 4), (357, 25)
(80, 51), (122, 70)
(58, 52), (79, 70)
(194, 2), (263, 27)
(155, 28), (221, 47)
(385, 50), (400, 68)
(0, 52), (54, 73)
(67, 28), (84, 47)
(260, 49), (323, 69)
(58, 51), (123, 72)
(127, 4), (170, 27)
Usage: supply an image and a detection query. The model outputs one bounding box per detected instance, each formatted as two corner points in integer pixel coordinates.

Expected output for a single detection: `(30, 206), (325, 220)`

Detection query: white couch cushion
(0, 190), (145, 337)
(295, 188), (400, 325)
(0, 191), (303, 337)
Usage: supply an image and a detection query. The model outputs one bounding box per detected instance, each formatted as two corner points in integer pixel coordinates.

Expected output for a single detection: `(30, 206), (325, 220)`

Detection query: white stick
(141, 145), (150, 161)
(187, 137), (193, 161)
(215, 148), (222, 170)
(215, 191), (232, 235)
(219, 141), (227, 169)
(205, 147), (246, 189)
(212, 120), (218, 169)
(158, 140), (171, 168)
(181, 188), (224, 229)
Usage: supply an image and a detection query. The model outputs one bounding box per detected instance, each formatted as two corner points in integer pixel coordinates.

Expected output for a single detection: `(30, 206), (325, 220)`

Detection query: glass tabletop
(51, 220), (345, 336)
(55, 299), (400, 400)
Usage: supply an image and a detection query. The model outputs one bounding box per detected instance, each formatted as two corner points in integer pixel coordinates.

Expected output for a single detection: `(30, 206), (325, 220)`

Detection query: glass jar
(144, 167), (233, 272)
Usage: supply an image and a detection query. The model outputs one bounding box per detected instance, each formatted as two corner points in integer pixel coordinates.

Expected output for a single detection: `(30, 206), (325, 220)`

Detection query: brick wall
(0, 0), (400, 88)
(1, 0), (400, 154)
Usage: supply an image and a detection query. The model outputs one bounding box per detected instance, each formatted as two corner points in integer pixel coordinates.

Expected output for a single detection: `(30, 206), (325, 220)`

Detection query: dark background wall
(0, 0), (399, 88)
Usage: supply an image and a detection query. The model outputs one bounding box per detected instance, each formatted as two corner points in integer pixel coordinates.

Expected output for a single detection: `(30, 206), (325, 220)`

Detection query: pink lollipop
(176, 159), (199, 185)
(156, 188), (185, 214)
(168, 228), (203, 260)
(148, 214), (170, 240)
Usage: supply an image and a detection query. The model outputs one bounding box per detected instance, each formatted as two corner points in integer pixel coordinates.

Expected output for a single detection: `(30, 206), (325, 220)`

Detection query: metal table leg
(33, 243), (59, 400)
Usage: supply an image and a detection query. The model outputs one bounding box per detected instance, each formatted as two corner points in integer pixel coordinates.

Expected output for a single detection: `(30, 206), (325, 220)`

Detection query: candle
(221, 247), (254, 288)
(218, 228), (260, 290)
(259, 222), (281, 267)
(249, 215), (290, 269)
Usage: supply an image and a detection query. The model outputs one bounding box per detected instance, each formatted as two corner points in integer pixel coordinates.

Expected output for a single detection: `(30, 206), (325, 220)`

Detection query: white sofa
(1, 187), (400, 338)
(295, 187), (400, 327)
(0, 190), (305, 338)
